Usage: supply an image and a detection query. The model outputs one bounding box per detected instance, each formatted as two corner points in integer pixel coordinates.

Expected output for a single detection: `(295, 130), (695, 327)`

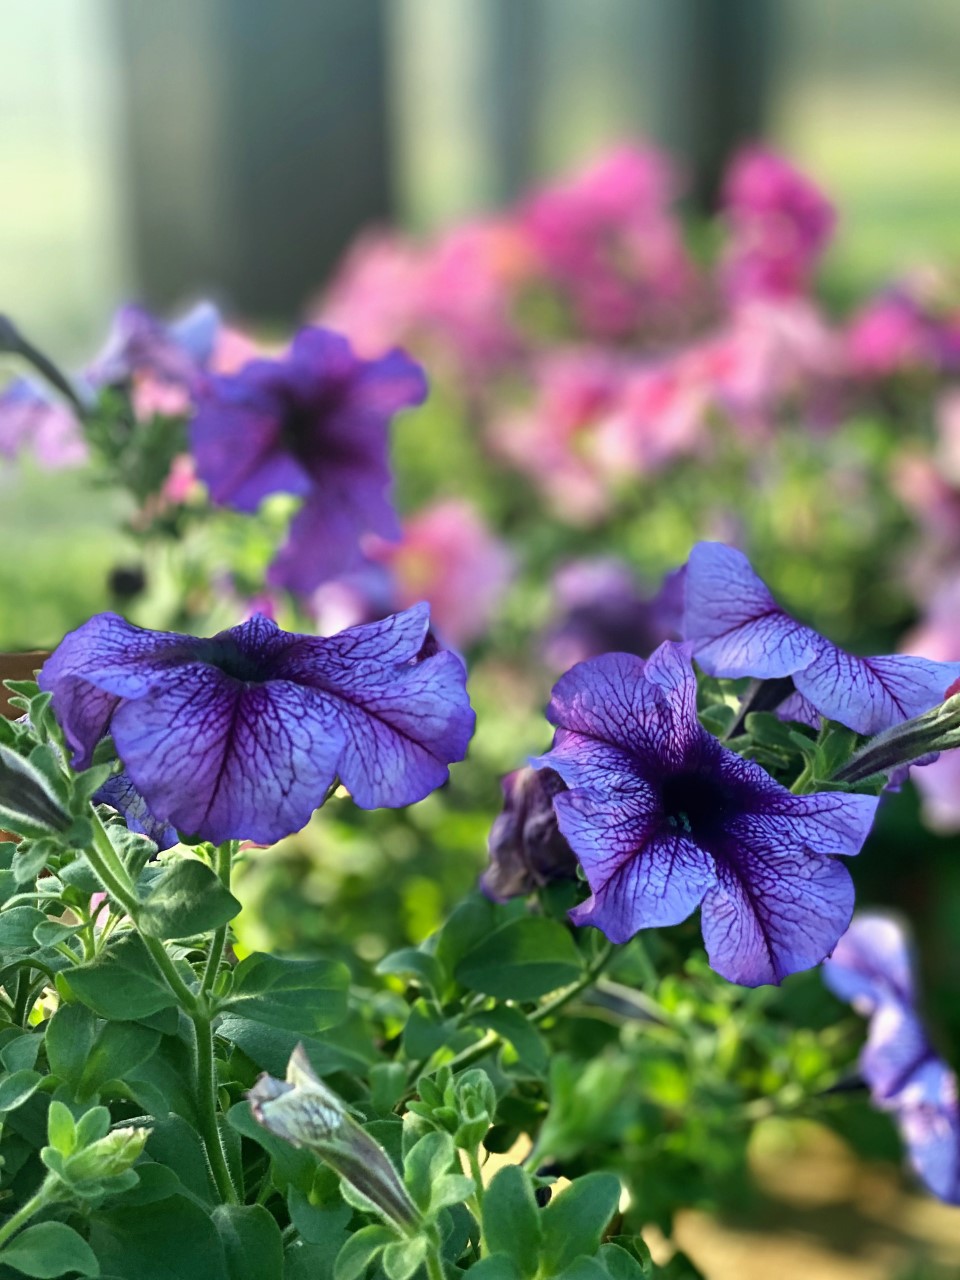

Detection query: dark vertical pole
(651, 0), (778, 212)
(482, 0), (542, 205)
(111, 0), (394, 321)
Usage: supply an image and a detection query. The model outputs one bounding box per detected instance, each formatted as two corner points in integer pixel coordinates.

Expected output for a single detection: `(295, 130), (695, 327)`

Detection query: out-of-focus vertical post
(650, 0), (779, 211)
(111, 0), (394, 320)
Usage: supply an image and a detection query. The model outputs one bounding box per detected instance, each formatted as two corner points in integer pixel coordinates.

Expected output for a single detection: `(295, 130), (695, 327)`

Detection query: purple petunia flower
(823, 913), (960, 1203)
(88, 301), (221, 392)
(38, 603), (474, 846)
(684, 542), (960, 735)
(534, 641), (879, 986)
(0, 378), (88, 469)
(190, 326), (428, 594)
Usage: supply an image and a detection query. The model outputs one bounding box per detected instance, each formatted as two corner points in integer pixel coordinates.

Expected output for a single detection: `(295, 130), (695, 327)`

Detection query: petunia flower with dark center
(534, 641), (879, 987)
(190, 326), (427, 594)
(823, 913), (960, 1204)
(38, 603), (474, 846)
(684, 541), (960, 735)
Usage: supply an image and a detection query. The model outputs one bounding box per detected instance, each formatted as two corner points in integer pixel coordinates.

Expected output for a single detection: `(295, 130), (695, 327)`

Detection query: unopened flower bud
(481, 766), (579, 901)
(834, 692), (960, 785)
(66, 1126), (149, 1181)
(249, 1044), (421, 1233)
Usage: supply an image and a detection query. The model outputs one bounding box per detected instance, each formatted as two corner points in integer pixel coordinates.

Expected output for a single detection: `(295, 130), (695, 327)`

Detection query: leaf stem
(0, 1174), (59, 1249)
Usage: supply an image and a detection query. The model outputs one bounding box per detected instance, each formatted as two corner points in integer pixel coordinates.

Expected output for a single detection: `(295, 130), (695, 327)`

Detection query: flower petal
(794, 649), (960, 734)
(561, 789), (715, 941)
(95, 771), (179, 851)
(861, 1003), (937, 1103)
(38, 614), (196, 765)
(821, 912), (916, 1013)
(111, 669), (346, 845)
(684, 541), (819, 679)
(268, 481), (400, 595)
(898, 1064), (960, 1204)
(545, 644), (704, 772)
(700, 828), (856, 986)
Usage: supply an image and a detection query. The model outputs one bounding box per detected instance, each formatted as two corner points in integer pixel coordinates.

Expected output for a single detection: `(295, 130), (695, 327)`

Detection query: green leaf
(456, 917), (584, 1000)
(464, 1259), (522, 1280)
(223, 954), (349, 1035)
(555, 1260), (609, 1280)
(0, 907), (48, 950)
(0, 1221), (99, 1277)
(381, 1237), (428, 1280)
(0, 1033), (41, 1074)
(467, 1007), (548, 1074)
(375, 948), (442, 996)
(541, 1173), (622, 1274)
(44, 1003), (98, 1091)
(403, 1130), (456, 1212)
(90, 1194), (229, 1280)
(47, 1099), (77, 1154)
(142, 1114), (216, 1204)
(597, 1244), (648, 1280)
(212, 1205), (283, 1280)
(332, 1226), (395, 1280)
(58, 934), (180, 1021)
(0, 742), (72, 838)
(77, 1021), (161, 1101)
(138, 859), (241, 940)
(0, 1069), (41, 1113)
(483, 1164), (543, 1279)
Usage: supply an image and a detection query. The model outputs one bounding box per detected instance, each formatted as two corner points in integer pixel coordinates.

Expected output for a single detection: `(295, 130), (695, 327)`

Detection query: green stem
(426, 1246), (446, 1280)
(200, 842), (234, 1001)
(409, 941), (616, 1088)
(85, 807), (198, 1012)
(0, 1175), (59, 1249)
(468, 1146), (486, 1214)
(194, 1014), (239, 1204)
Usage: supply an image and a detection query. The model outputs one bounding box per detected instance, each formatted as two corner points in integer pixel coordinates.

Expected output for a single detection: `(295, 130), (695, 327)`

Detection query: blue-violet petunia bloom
(823, 913), (960, 1203)
(39, 603), (474, 846)
(88, 301), (221, 392)
(534, 641), (879, 986)
(190, 326), (428, 594)
(684, 542), (960, 735)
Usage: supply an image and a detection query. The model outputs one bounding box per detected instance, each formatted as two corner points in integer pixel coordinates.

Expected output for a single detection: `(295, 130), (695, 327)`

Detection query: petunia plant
(0, 543), (959, 1278)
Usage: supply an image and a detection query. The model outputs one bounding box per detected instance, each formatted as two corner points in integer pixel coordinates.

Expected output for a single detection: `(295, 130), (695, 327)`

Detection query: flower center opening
(659, 770), (733, 843)
(280, 384), (349, 469)
(202, 639), (269, 684)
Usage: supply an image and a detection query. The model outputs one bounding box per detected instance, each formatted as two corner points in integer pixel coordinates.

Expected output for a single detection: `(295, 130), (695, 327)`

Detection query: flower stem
(0, 1175), (59, 1249)
(200, 841), (235, 1001)
(193, 1013), (239, 1204)
(426, 1246), (447, 1280)
(409, 940), (616, 1088)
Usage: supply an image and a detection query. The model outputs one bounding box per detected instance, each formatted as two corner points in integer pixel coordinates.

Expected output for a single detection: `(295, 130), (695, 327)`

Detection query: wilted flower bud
(249, 1044), (421, 1233)
(481, 766), (579, 902)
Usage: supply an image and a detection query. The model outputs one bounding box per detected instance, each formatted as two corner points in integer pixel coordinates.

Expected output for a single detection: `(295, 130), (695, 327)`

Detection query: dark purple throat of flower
(659, 767), (734, 843)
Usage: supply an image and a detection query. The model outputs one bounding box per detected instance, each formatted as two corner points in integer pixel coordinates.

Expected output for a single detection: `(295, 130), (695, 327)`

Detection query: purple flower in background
(823, 913), (960, 1204)
(535, 641), (878, 986)
(684, 542), (960, 735)
(0, 378), (88, 469)
(190, 326), (427, 594)
(95, 772), (179, 852)
(543, 558), (684, 671)
(39, 604), (474, 846)
(481, 766), (579, 902)
(88, 301), (221, 391)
